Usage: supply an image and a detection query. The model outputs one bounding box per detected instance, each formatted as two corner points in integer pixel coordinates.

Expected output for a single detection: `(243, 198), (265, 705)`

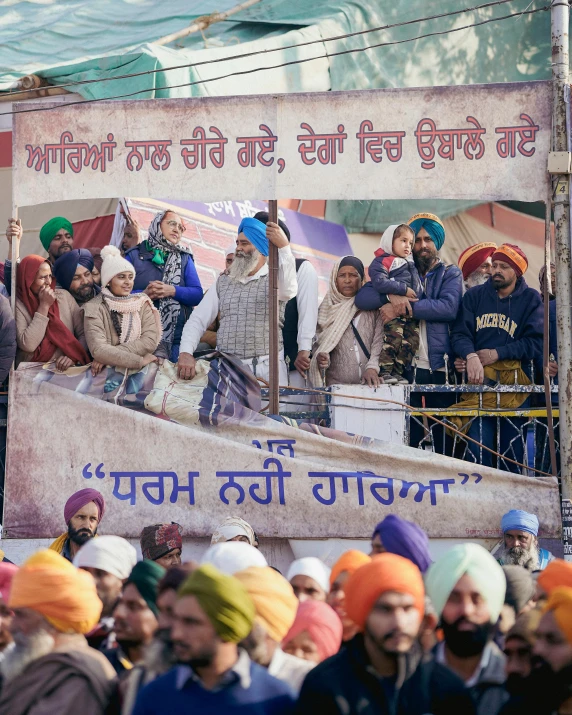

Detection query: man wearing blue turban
(176, 217), (297, 392)
(53, 248), (100, 305)
(496, 509), (555, 571)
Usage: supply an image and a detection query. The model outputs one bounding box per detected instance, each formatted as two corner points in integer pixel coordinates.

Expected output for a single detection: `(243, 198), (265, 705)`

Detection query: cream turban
(73, 535), (137, 580)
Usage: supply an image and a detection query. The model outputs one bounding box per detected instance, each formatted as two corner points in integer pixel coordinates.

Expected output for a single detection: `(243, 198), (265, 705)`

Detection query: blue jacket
(355, 260), (463, 371)
(368, 251), (422, 304)
(451, 276), (544, 367)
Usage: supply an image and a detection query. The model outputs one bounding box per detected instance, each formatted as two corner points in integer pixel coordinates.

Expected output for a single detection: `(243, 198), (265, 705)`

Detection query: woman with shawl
(15, 255), (89, 369)
(125, 210), (202, 361)
(310, 256), (383, 388)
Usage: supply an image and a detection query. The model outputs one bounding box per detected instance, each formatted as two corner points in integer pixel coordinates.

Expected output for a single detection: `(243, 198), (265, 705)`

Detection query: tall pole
(551, 0), (572, 559)
(268, 200), (280, 414)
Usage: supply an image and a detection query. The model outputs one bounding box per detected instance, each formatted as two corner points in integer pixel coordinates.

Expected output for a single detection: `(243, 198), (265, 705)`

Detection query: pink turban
(283, 600), (343, 662)
(64, 489), (106, 525)
(0, 563), (18, 602)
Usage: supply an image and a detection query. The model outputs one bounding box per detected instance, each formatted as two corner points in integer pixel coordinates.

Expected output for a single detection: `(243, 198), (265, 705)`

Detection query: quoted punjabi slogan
(25, 114), (539, 177)
(82, 438), (484, 511)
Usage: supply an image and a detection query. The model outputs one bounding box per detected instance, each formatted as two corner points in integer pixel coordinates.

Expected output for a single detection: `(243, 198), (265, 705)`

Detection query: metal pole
(267, 200), (280, 415)
(551, 0), (572, 559)
(543, 196), (558, 477)
(9, 206), (19, 314)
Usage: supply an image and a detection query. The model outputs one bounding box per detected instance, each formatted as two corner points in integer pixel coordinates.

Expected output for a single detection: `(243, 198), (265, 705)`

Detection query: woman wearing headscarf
(15, 255), (89, 370)
(125, 210), (202, 361)
(310, 256), (383, 388)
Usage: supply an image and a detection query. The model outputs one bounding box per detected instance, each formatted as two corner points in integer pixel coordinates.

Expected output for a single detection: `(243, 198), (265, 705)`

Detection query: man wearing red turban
(49, 488), (106, 563)
(296, 554), (475, 714)
(458, 242), (497, 291)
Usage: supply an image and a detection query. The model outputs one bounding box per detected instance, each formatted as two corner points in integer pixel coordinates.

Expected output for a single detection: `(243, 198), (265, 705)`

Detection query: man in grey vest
(177, 217), (297, 385)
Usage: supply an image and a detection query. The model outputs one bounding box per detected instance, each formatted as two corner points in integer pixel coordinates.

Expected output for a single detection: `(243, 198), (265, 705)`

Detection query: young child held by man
(369, 223), (422, 384)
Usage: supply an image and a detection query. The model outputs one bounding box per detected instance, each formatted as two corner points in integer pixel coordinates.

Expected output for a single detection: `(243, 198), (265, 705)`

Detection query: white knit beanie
(100, 245), (136, 288)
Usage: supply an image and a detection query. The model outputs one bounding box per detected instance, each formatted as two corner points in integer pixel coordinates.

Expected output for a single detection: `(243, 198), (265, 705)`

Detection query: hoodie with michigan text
(451, 276), (543, 363)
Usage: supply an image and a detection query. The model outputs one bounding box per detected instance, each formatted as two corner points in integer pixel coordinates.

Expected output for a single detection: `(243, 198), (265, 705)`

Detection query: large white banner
(12, 81), (550, 207)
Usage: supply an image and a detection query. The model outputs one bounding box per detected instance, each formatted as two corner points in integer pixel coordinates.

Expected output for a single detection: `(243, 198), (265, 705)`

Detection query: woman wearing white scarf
(310, 256), (383, 388)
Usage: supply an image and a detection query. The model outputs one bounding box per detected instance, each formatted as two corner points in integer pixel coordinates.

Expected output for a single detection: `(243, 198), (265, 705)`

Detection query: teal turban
(238, 217), (268, 257)
(408, 212), (445, 251)
(425, 543), (506, 623)
(126, 560), (165, 617)
(39, 217), (73, 252)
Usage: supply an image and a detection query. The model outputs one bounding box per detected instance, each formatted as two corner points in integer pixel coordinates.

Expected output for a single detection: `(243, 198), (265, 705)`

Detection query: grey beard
(466, 272), (490, 289)
(498, 541), (540, 571)
(2, 629), (55, 683)
(228, 249), (261, 282)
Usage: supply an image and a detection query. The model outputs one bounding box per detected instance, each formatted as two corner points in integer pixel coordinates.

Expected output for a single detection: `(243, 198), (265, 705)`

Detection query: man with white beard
(458, 242), (497, 292)
(496, 509), (555, 571)
(177, 217), (297, 386)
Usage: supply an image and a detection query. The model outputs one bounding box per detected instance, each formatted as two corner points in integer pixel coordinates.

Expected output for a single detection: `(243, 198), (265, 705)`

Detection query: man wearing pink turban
(49, 488), (106, 563)
(282, 600), (342, 665)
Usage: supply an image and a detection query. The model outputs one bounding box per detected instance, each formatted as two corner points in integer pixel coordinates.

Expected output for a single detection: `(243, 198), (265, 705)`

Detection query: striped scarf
(102, 288), (160, 344)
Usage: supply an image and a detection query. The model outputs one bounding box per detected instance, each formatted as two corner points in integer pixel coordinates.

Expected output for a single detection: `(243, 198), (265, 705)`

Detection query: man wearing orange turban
(538, 559), (572, 597)
(327, 550), (370, 641)
(458, 242), (496, 290)
(0, 550), (117, 715)
(297, 553), (474, 714)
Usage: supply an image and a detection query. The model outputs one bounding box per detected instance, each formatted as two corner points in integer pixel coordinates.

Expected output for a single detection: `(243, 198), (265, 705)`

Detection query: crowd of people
(0, 208), (557, 472)
(0, 488), (567, 713)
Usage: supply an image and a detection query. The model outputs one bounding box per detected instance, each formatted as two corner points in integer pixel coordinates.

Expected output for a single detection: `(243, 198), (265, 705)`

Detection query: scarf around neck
(102, 288), (162, 345)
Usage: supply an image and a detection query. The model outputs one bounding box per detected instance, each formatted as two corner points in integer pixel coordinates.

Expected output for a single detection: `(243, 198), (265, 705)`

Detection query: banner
(5, 365), (560, 541)
(12, 81), (551, 207)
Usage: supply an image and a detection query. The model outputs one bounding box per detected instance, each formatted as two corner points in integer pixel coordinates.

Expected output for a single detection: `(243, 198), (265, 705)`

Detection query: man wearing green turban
(130, 564), (295, 713)
(39, 217), (74, 264)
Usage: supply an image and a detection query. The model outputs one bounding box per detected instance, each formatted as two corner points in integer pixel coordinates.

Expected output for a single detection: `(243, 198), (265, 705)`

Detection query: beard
(441, 617), (495, 658)
(72, 283), (95, 304)
(68, 523), (97, 547)
(241, 623), (271, 667)
(466, 272), (490, 289)
(2, 628), (55, 683)
(492, 274), (513, 290)
(228, 249), (261, 282)
(497, 541), (540, 571)
(144, 629), (177, 676)
(414, 246), (438, 275)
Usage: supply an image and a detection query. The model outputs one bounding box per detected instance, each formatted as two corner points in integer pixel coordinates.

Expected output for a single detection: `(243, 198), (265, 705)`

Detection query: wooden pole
(268, 200), (280, 414)
(9, 206), (19, 315)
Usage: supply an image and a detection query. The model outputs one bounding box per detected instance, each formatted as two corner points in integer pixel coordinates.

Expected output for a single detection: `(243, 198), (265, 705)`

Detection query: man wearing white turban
(200, 542), (267, 576)
(287, 557), (331, 602)
(211, 516), (256, 547)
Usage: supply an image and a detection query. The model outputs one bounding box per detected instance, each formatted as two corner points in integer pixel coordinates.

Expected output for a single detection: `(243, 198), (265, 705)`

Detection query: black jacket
(0, 295), (15, 384)
(295, 635), (475, 715)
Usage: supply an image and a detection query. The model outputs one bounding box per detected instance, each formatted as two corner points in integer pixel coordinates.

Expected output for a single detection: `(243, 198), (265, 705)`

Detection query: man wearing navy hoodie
(451, 244), (543, 472)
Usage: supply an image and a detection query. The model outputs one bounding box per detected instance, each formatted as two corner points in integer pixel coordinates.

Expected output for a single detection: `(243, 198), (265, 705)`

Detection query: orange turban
(330, 550), (371, 587)
(545, 587), (572, 645)
(538, 559), (572, 595)
(9, 550), (102, 634)
(344, 553), (425, 630)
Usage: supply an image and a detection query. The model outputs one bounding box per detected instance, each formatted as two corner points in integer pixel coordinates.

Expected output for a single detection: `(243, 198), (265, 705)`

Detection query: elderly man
(0, 550), (116, 715)
(287, 557), (330, 602)
(132, 564), (295, 714)
(426, 543), (508, 715)
(297, 554), (474, 714)
(53, 248), (99, 305)
(497, 510), (555, 571)
(370, 514), (432, 573)
(140, 523), (183, 568)
(49, 488), (105, 562)
(452, 244), (543, 471)
(236, 566), (313, 694)
(211, 516), (257, 547)
(458, 242), (497, 291)
(73, 535), (138, 650)
(177, 217), (296, 387)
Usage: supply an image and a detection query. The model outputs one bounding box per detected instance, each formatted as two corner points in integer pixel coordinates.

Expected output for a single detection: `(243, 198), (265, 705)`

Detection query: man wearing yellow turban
(0, 550), (117, 715)
(131, 564), (295, 714)
(235, 566), (313, 694)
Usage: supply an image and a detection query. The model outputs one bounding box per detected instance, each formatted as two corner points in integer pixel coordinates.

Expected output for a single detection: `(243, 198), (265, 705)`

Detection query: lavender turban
(373, 515), (432, 573)
(64, 489), (106, 525)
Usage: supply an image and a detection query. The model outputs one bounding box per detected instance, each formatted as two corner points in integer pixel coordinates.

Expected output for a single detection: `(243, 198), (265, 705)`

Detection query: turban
(345, 554), (425, 630)
(492, 243), (528, 278)
(338, 255), (365, 281)
(373, 515), (432, 573)
(200, 542), (267, 575)
(126, 560), (165, 617)
(39, 217), (73, 253)
(140, 523), (182, 561)
(283, 600), (343, 662)
(73, 535), (137, 581)
(538, 559), (572, 595)
(458, 242), (497, 280)
(179, 564), (255, 643)
(425, 543), (506, 623)
(9, 550), (102, 634)
(64, 489), (105, 525)
(501, 510), (539, 536)
(225, 242), (236, 258)
(545, 587), (572, 645)
(408, 212), (445, 251)
(234, 566), (298, 641)
(287, 557), (331, 595)
(238, 217), (268, 257)
(53, 249), (94, 291)
(502, 565), (535, 614)
(506, 609), (541, 647)
(330, 550), (371, 587)
(157, 563), (198, 596)
(211, 516), (256, 546)
(0, 563), (18, 603)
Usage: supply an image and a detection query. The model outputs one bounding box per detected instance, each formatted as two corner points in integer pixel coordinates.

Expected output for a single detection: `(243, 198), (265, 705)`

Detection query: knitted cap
(100, 245), (135, 288)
